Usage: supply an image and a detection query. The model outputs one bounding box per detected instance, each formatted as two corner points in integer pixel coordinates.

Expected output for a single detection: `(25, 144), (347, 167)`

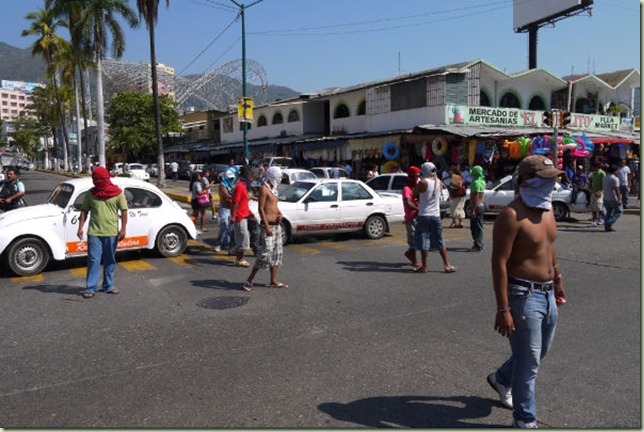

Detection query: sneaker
(487, 372), (513, 409)
(588, 222), (597, 227)
(512, 419), (538, 428)
(214, 245), (221, 252)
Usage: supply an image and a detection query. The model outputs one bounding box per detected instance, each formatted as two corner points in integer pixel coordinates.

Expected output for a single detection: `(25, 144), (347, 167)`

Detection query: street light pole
(230, 0), (263, 165)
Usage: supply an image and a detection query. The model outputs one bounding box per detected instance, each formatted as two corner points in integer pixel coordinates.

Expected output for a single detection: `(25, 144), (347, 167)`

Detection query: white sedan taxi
(0, 177), (198, 276)
(251, 178), (404, 244)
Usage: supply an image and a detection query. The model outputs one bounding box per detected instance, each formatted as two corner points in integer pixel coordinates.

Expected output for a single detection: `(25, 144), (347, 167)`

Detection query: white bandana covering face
(519, 177), (556, 210)
(264, 166), (282, 196)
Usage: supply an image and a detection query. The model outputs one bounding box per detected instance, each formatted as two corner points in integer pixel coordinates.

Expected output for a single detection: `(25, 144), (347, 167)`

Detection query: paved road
(0, 170), (640, 428)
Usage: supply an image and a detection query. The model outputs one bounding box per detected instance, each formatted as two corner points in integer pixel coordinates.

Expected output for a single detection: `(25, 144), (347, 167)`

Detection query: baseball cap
(407, 166), (420, 176)
(517, 155), (563, 178)
(225, 169), (236, 179)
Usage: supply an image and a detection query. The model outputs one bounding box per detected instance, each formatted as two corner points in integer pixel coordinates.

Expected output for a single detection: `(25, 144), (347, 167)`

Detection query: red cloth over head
(91, 166), (122, 199)
(406, 166), (420, 188)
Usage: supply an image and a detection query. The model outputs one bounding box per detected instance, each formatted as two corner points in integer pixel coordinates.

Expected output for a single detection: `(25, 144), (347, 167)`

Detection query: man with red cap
(77, 166), (128, 298)
(402, 166), (421, 268)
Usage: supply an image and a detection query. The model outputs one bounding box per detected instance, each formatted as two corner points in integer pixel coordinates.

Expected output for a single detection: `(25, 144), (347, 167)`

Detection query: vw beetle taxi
(0, 176), (198, 276)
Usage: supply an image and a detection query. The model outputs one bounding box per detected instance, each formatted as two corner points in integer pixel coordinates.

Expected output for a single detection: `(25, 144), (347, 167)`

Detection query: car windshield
(279, 182), (315, 202)
(47, 183), (75, 208)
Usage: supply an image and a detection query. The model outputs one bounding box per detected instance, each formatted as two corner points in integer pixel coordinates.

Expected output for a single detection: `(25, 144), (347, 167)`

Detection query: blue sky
(1, 0), (640, 93)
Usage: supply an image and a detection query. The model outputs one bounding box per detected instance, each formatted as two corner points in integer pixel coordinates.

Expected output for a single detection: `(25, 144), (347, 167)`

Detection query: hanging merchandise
(382, 160), (400, 173)
(518, 136), (531, 157)
(425, 142), (434, 161)
(530, 136), (549, 155)
(505, 139), (523, 159)
(562, 136), (577, 150)
(432, 137), (448, 156)
(382, 141), (400, 161)
(468, 138), (477, 166)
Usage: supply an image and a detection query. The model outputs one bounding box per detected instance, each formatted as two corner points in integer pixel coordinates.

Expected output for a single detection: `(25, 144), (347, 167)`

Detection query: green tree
(11, 115), (47, 160)
(106, 92), (180, 162)
(75, 0), (139, 167)
(137, 0), (169, 187)
(28, 84), (61, 169)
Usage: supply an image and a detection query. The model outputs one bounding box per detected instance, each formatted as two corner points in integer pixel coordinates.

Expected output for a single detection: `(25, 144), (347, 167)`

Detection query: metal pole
(552, 109), (559, 169)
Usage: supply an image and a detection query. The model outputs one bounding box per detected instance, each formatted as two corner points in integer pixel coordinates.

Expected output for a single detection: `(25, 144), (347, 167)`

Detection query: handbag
(196, 193), (210, 206)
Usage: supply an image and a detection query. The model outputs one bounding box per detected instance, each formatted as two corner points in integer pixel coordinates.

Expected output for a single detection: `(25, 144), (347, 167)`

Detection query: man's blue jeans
(216, 207), (233, 249)
(494, 283), (558, 423)
(83, 235), (118, 294)
(470, 204), (485, 249)
(620, 185), (629, 208)
(604, 201), (623, 230)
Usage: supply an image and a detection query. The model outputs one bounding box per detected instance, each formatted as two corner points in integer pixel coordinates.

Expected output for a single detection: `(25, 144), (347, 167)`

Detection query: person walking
(589, 162), (606, 227)
(201, 167), (218, 222)
(602, 164), (623, 232)
(242, 167), (288, 291)
(402, 166), (421, 268)
(76, 166), (128, 299)
(412, 162), (456, 273)
(571, 165), (590, 205)
(367, 164), (379, 180)
(0, 168), (27, 211)
(214, 169), (236, 253)
(190, 172), (210, 232)
(468, 165), (486, 251)
(230, 166), (253, 267)
(448, 166), (466, 228)
(487, 155), (566, 428)
(616, 158), (631, 209)
(170, 160), (179, 183)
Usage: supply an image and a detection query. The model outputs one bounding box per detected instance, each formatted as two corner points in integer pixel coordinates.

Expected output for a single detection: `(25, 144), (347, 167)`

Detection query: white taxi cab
(0, 177), (199, 276)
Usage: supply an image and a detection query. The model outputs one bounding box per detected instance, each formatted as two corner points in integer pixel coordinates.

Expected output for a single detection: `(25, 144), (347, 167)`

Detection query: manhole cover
(197, 296), (249, 310)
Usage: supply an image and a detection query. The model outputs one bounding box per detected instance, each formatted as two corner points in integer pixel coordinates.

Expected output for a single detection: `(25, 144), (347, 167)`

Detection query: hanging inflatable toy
(518, 136), (531, 157)
(431, 137), (449, 156)
(382, 160), (400, 173)
(580, 134), (594, 152)
(382, 141), (400, 161)
(505, 139), (522, 159)
(425, 142), (434, 161)
(530, 136), (550, 155)
(451, 145), (460, 165)
(468, 138), (477, 166)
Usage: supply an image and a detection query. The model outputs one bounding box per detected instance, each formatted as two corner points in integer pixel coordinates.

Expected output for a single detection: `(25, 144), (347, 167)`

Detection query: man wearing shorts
(589, 162), (606, 227)
(412, 162), (456, 274)
(242, 167), (287, 291)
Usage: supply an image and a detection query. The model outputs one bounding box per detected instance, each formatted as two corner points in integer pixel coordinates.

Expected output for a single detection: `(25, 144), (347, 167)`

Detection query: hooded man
(469, 165), (486, 251)
(412, 162), (456, 273)
(242, 166), (288, 291)
(215, 169), (237, 253)
(77, 166), (128, 298)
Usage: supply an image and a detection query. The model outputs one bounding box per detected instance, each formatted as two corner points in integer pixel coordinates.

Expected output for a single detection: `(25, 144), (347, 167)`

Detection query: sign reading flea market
(446, 105), (625, 132)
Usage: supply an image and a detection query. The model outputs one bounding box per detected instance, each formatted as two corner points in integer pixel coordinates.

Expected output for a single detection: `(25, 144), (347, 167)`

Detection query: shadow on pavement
(318, 394), (503, 428)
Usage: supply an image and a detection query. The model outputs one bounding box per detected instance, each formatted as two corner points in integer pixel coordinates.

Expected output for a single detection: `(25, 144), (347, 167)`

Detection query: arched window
(499, 91), (521, 108)
(480, 89), (491, 107)
(356, 99), (366, 116)
(334, 103), (350, 119)
(287, 109), (300, 122)
(272, 111), (283, 125)
(257, 115), (267, 127)
(528, 95), (546, 110)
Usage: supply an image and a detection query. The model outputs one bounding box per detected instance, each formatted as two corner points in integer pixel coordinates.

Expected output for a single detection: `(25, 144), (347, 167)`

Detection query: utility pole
(230, 0), (263, 165)
(551, 108), (560, 169)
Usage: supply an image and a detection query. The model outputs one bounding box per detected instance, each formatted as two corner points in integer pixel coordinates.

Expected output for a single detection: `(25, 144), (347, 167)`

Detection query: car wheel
(5, 237), (50, 276)
(364, 215), (387, 239)
(278, 220), (291, 246)
(156, 225), (188, 257)
(552, 202), (569, 222)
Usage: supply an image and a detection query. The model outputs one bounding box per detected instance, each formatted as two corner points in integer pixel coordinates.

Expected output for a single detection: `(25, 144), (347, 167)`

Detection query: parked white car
(464, 175), (590, 221)
(310, 166), (349, 179)
(146, 163), (159, 177)
(0, 177), (199, 276)
(278, 168), (317, 192)
(366, 173), (451, 217)
(250, 178), (404, 244)
(125, 163), (150, 181)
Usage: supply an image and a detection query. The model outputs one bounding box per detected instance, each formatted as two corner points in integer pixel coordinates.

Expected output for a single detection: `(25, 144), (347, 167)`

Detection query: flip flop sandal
(235, 259), (251, 267)
(242, 281), (253, 292)
(413, 266), (428, 273)
(269, 282), (288, 289)
(444, 266), (457, 273)
(106, 289), (120, 295)
(81, 292), (95, 298)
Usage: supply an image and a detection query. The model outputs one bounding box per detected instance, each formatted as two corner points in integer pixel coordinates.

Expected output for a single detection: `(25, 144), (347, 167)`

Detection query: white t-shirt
(617, 165), (631, 186)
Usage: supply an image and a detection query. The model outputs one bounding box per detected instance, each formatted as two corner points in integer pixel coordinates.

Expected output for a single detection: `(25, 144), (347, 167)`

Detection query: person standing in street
(589, 162), (606, 227)
(412, 162), (456, 274)
(170, 160), (179, 183)
(214, 169), (236, 253)
(448, 166), (466, 228)
(367, 164), (379, 180)
(487, 155), (566, 429)
(230, 166), (253, 267)
(402, 166), (421, 269)
(242, 167), (288, 291)
(0, 168), (27, 211)
(77, 166), (128, 299)
(342, 160), (353, 179)
(468, 165), (486, 251)
(602, 164), (623, 232)
(201, 166), (217, 222)
(616, 158), (631, 209)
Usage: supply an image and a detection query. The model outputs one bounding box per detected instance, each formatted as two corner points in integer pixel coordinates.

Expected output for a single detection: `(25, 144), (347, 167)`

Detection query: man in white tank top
(412, 162), (457, 273)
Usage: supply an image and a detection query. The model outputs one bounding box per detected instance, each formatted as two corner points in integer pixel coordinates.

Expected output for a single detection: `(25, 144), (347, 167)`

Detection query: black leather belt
(508, 278), (554, 292)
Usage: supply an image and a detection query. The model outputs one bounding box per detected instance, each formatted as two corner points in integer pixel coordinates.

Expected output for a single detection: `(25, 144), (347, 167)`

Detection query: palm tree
(75, 0), (139, 167)
(21, 6), (70, 171)
(137, 0), (169, 187)
(28, 84), (60, 169)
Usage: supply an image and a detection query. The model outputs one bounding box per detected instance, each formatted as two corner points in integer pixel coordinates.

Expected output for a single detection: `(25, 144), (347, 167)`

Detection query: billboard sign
(513, 0), (592, 31)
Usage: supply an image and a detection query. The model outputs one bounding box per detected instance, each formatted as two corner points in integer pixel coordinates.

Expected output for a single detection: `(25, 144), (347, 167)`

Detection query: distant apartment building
(0, 80), (40, 121)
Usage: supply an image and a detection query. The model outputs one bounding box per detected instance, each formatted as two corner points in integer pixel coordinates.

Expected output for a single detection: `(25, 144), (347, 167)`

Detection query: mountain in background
(0, 42), (300, 106)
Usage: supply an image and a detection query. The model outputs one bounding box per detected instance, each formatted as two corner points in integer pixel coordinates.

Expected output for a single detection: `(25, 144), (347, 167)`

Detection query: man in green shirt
(77, 166), (128, 298)
(469, 165), (487, 251)
(589, 162), (606, 227)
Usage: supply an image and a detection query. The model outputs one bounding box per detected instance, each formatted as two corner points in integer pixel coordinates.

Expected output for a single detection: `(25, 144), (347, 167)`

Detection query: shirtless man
(487, 155), (567, 428)
(242, 166), (287, 291)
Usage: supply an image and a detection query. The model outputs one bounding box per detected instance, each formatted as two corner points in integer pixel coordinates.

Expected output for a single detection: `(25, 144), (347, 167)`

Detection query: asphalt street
(0, 170), (640, 428)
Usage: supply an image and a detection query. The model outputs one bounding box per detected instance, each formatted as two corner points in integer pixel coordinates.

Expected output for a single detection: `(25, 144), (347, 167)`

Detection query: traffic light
(560, 111), (571, 127)
(543, 110), (552, 127)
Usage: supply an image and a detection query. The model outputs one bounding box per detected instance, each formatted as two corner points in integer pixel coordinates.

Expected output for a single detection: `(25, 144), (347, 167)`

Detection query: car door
(121, 186), (165, 249)
(339, 181), (377, 229)
(64, 187), (89, 255)
(292, 182), (340, 234)
(485, 177), (516, 213)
